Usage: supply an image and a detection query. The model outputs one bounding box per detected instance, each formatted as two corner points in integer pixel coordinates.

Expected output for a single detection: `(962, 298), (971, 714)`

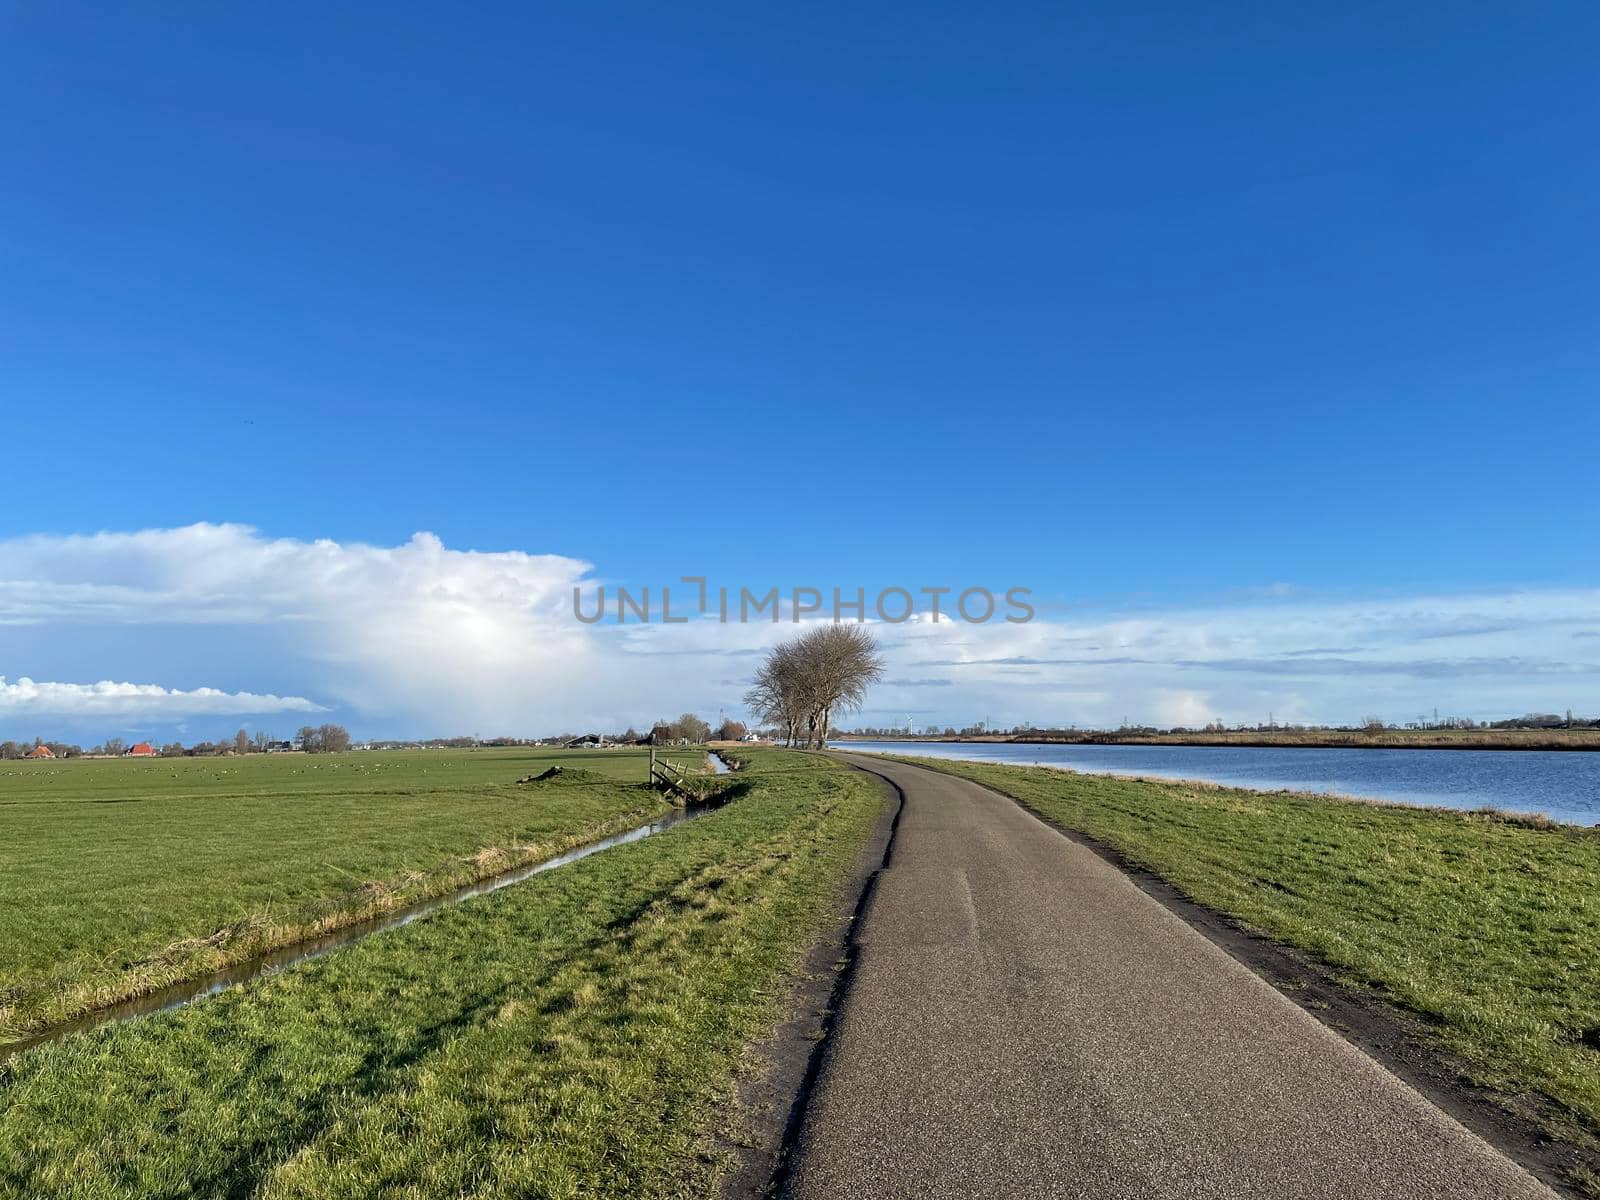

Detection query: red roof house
(127, 742), (157, 757)
(24, 745), (55, 759)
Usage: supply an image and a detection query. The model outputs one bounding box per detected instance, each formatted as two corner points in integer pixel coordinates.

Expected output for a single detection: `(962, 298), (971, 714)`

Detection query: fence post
(649, 746), (656, 783)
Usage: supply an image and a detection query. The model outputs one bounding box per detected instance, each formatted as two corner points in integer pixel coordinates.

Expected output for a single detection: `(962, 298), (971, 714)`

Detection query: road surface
(780, 754), (1555, 1199)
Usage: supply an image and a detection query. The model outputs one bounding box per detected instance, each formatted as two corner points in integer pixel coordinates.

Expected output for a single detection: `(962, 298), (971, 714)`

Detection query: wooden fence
(648, 748), (696, 802)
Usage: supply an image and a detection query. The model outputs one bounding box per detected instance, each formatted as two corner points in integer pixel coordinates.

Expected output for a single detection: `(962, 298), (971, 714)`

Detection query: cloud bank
(0, 677), (325, 718)
(0, 524), (604, 733)
(1, 523), (1596, 737)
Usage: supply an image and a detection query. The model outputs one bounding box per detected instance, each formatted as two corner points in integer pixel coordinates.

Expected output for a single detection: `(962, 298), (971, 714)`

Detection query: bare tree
(748, 626), (884, 749)
(745, 641), (808, 747)
(673, 713), (711, 744)
(298, 724), (352, 753)
(797, 624), (884, 747)
(318, 723), (352, 753)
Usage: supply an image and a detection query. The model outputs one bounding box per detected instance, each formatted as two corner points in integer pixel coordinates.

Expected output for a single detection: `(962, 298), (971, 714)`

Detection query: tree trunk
(807, 705), (830, 749)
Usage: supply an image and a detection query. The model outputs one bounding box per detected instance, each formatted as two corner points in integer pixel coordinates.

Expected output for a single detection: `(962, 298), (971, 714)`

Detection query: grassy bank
(0, 748), (883, 1199)
(0, 747), (693, 1042)
(890, 754), (1600, 1151)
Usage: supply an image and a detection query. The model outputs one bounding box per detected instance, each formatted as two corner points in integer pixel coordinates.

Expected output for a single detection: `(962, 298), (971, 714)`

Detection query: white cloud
(0, 676), (325, 718)
(1, 524), (1597, 735)
(849, 587), (1600, 728)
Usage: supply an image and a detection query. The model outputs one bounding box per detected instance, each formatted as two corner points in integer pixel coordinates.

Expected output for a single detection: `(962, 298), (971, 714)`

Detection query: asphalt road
(780, 754), (1555, 1200)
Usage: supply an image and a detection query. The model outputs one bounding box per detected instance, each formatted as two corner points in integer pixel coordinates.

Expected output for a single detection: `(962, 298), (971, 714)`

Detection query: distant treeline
(365, 716), (751, 752)
(1, 724), (352, 760)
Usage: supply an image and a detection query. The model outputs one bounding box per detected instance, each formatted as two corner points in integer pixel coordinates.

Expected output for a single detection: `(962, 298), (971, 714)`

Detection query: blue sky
(2, 3), (1597, 740)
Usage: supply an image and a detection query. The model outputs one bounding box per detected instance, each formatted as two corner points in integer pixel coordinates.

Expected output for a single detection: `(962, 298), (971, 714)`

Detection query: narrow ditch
(2, 794), (724, 1063)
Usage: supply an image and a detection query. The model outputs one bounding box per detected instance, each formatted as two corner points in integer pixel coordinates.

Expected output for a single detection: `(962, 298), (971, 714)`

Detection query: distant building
(24, 745), (55, 760)
(265, 740), (295, 753)
(126, 742), (157, 757)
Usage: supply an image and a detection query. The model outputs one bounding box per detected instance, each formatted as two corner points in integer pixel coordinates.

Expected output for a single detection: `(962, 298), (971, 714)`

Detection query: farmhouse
(126, 742), (157, 757)
(24, 744), (55, 759)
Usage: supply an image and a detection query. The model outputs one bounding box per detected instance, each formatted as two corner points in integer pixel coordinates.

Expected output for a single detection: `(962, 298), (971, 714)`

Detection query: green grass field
(889, 754), (1600, 1156)
(0, 747), (698, 1042)
(0, 747), (884, 1198)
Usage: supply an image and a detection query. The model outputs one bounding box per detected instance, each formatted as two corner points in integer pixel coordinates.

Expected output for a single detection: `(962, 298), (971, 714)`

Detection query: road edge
(715, 762), (906, 1199)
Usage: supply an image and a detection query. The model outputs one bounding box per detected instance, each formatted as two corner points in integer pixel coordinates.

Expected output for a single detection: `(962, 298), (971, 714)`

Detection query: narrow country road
(780, 754), (1555, 1200)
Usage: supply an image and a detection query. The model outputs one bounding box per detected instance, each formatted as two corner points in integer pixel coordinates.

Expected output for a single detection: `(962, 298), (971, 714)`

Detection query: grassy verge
(0, 748), (884, 1199)
(887, 754), (1600, 1150)
(0, 748), (677, 1042)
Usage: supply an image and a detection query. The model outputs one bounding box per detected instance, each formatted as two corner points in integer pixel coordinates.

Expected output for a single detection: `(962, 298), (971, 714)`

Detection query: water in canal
(836, 740), (1600, 826)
